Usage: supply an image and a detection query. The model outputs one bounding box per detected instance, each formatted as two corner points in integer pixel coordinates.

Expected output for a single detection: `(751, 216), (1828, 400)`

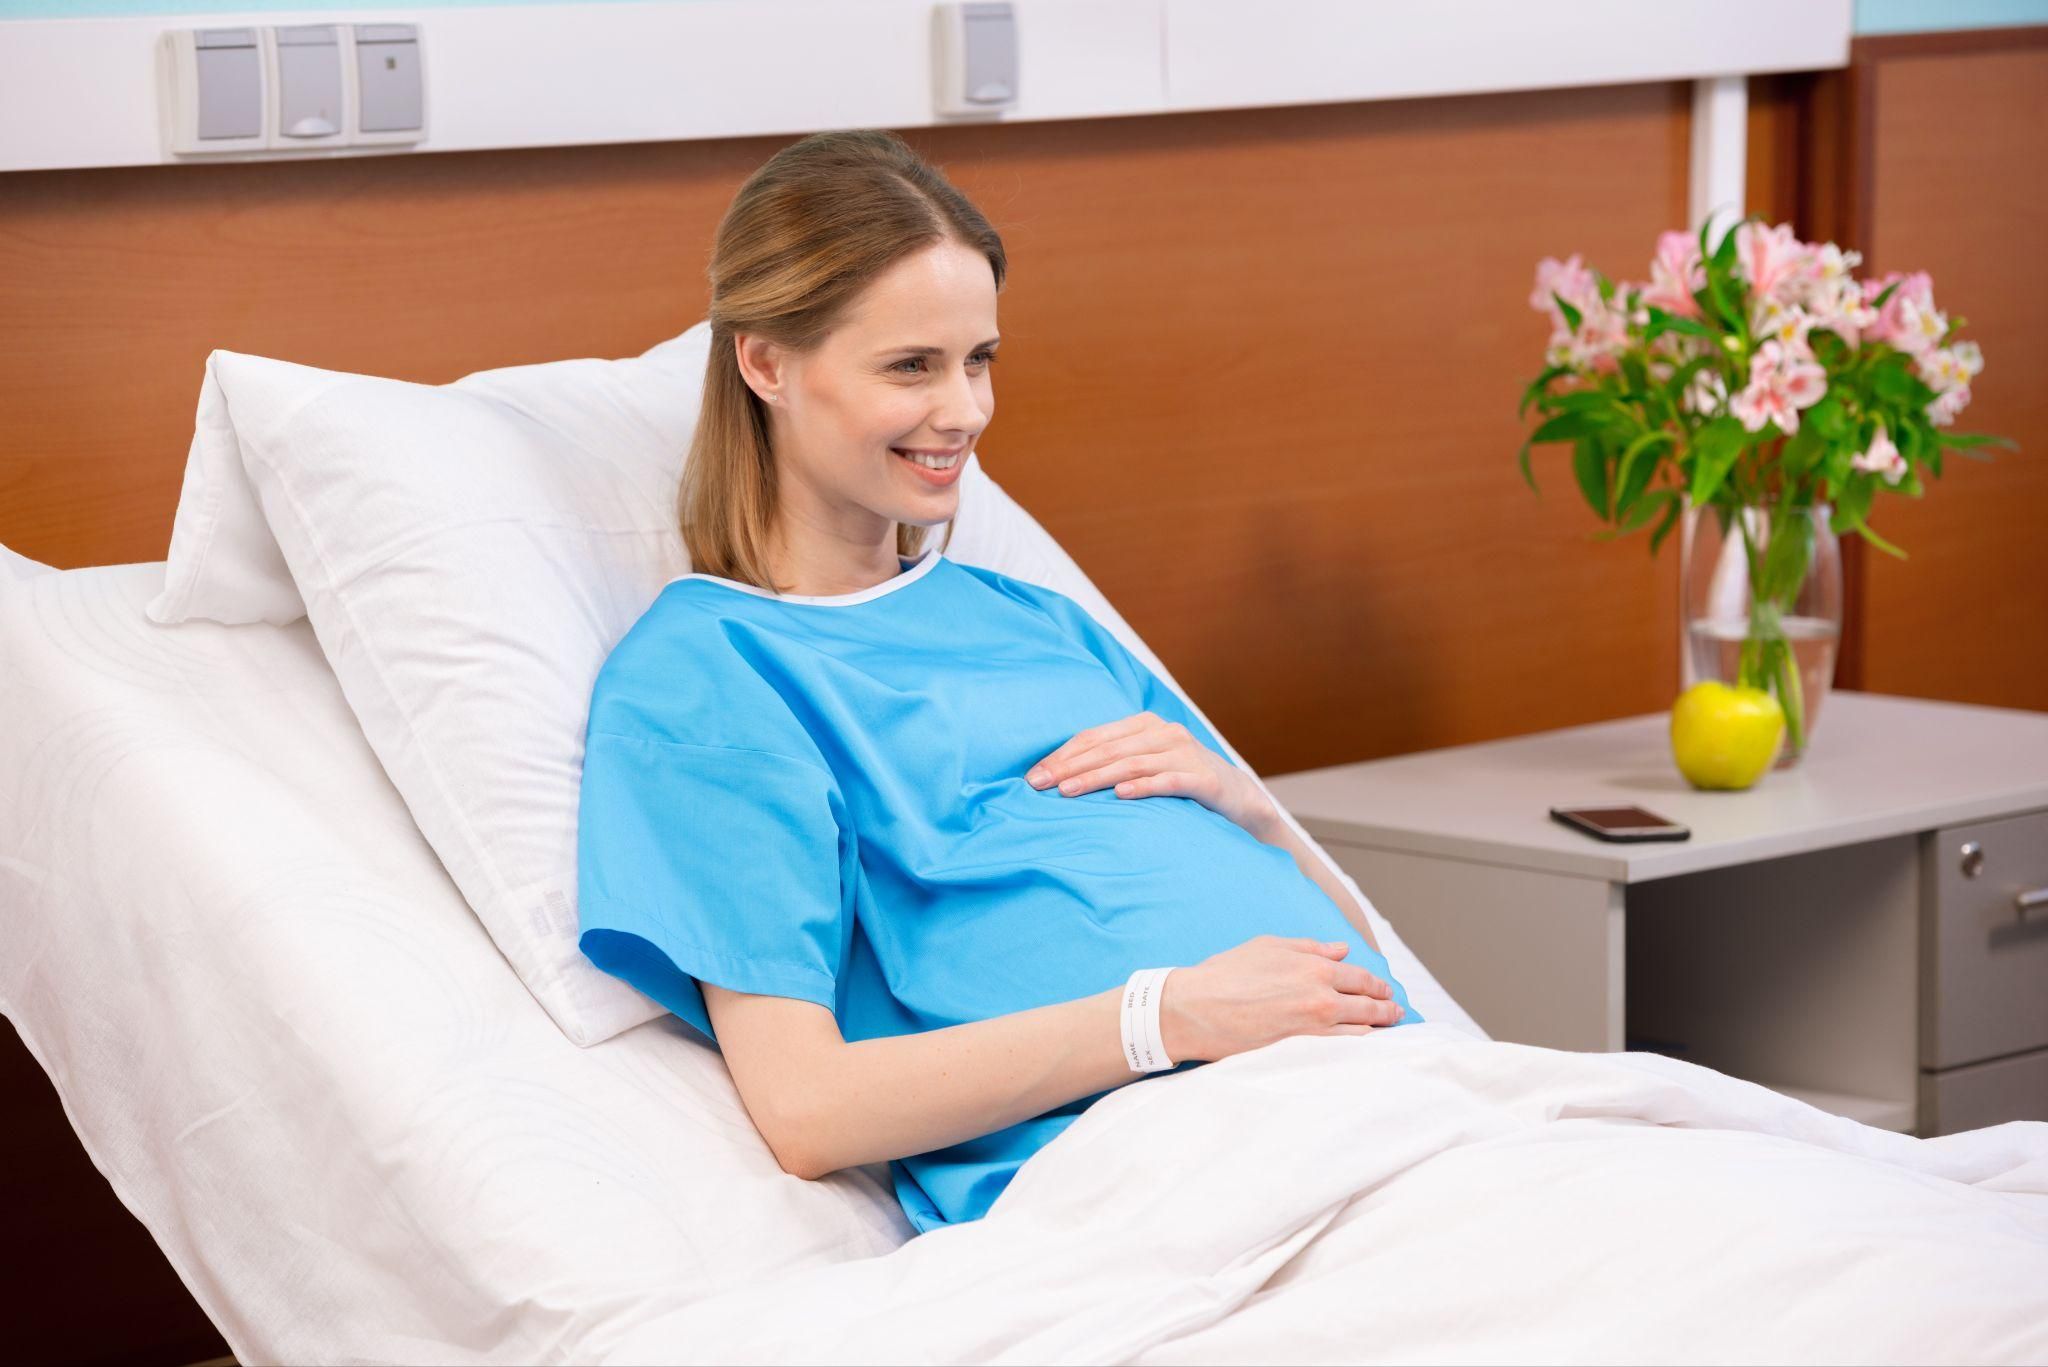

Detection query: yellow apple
(1670, 680), (1786, 791)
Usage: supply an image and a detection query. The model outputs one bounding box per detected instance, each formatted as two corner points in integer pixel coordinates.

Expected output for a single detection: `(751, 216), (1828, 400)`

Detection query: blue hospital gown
(575, 542), (1421, 1233)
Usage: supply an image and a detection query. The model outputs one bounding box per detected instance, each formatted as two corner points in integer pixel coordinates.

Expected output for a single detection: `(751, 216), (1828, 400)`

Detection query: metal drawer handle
(2019, 886), (2048, 920)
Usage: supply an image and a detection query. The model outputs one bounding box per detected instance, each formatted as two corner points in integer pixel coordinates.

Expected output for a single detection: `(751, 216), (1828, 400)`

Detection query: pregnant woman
(575, 128), (1418, 1235)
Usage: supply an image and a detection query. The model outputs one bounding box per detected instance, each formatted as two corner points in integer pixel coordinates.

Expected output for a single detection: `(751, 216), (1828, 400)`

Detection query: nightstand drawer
(1922, 807), (2048, 1070)
(1920, 1046), (2048, 1136)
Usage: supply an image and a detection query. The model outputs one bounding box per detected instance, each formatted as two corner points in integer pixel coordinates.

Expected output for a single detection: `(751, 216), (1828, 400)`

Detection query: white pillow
(149, 328), (712, 1045)
(147, 354), (305, 626)
(146, 335), (706, 629)
(148, 322), (1477, 1050)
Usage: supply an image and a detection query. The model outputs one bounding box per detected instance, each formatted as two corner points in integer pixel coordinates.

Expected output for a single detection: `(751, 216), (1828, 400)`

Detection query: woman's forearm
(786, 984), (1139, 1179)
(1246, 804), (1384, 955)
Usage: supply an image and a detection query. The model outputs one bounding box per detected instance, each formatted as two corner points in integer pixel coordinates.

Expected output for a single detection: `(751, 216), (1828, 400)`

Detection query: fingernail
(1027, 768), (1048, 786)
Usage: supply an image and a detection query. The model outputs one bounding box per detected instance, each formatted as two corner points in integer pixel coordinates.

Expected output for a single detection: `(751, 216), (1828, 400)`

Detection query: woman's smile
(893, 446), (968, 485)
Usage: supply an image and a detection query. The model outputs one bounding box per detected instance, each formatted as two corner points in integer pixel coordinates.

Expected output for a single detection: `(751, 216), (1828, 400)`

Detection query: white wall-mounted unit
(157, 20), (424, 160)
(4, 0), (1850, 175)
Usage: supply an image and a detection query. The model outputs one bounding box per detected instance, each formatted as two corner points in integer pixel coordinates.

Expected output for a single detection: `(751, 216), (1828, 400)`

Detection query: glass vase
(1678, 500), (1843, 769)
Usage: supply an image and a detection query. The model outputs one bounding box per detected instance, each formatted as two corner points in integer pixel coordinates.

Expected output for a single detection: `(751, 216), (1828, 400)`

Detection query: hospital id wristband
(1120, 967), (1177, 1073)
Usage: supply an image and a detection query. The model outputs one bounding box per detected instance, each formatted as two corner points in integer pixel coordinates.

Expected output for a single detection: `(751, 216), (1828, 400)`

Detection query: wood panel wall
(1, 80), (1694, 778)
(1851, 30), (2047, 712)
(1747, 30), (2048, 714)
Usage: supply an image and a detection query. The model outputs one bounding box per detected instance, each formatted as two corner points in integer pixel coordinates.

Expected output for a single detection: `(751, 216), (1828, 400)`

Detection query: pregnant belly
(870, 780), (1359, 1016)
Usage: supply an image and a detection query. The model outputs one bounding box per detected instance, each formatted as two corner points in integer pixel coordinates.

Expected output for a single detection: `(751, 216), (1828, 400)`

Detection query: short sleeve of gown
(575, 623), (851, 1045)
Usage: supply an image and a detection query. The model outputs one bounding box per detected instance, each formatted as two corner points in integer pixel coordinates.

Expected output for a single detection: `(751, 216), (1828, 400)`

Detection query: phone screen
(1567, 806), (1679, 830)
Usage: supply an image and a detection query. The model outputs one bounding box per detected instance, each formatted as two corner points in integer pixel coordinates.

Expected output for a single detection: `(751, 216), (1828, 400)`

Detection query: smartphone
(1549, 804), (1691, 843)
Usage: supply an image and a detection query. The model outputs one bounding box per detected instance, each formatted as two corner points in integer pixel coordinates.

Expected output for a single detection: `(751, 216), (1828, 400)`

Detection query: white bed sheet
(0, 559), (1486, 1364)
(602, 1025), (2048, 1364)
(0, 562), (916, 1364)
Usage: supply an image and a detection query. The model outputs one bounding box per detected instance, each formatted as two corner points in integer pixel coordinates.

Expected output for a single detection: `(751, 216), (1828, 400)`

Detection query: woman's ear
(733, 332), (784, 404)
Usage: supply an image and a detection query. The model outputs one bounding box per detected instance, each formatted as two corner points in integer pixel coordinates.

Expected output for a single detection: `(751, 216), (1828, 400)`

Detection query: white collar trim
(668, 543), (943, 606)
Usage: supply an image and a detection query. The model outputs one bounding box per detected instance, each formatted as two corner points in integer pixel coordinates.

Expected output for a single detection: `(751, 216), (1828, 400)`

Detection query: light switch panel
(272, 24), (347, 147)
(353, 23), (425, 142)
(960, 3), (1017, 105)
(931, 2), (1018, 119)
(193, 28), (262, 140)
(160, 27), (270, 156)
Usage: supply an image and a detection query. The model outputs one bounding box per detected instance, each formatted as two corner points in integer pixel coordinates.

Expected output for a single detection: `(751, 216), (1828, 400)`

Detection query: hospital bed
(2, 328), (2043, 1365)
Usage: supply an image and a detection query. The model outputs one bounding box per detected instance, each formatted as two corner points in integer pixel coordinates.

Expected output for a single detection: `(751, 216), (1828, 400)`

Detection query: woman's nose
(938, 371), (990, 437)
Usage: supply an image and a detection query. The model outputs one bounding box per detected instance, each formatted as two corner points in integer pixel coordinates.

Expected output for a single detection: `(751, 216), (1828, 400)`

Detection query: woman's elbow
(759, 1102), (835, 1181)
(764, 1127), (821, 1180)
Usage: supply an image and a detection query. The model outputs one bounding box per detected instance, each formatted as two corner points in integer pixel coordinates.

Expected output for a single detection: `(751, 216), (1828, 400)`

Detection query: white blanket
(594, 1022), (2048, 1365)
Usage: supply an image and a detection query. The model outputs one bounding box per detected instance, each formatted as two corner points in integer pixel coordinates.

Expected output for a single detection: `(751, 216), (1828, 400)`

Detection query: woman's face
(739, 237), (998, 546)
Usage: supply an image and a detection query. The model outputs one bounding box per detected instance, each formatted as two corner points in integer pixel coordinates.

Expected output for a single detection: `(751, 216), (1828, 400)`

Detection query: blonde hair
(680, 129), (1008, 591)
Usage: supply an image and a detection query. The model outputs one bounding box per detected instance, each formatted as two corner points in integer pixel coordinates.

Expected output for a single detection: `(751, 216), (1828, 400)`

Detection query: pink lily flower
(1642, 230), (1705, 317)
(1530, 253), (1598, 331)
(1850, 422), (1907, 484)
(1735, 221), (1816, 306)
(1863, 270), (1937, 350)
(1729, 339), (1828, 434)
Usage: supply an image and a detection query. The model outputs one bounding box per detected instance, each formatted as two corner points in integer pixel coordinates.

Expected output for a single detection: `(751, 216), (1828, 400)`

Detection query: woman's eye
(893, 351), (997, 374)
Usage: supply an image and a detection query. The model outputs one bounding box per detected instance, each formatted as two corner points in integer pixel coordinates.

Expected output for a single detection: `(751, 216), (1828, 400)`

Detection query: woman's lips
(892, 447), (967, 485)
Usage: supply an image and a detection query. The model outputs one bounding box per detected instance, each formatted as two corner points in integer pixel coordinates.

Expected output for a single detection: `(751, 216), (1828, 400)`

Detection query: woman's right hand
(1159, 934), (1403, 1063)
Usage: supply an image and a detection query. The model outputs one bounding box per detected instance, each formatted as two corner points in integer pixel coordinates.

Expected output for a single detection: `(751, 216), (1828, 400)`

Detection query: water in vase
(1684, 615), (1841, 752)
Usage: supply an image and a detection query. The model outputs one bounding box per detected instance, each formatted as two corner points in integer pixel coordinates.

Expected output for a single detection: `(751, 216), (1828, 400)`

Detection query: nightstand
(1266, 690), (2048, 1137)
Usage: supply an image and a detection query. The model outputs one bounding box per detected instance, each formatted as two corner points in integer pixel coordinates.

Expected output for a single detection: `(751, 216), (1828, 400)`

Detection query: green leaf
(1706, 271), (1743, 332)
(1516, 438), (1540, 495)
(1599, 486), (1674, 538)
(1830, 476), (1873, 534)
(1779, 423), (1824, 478)
(1894, 419), (1923, 461)
(1547, 390), (1625, 415)
(1529, 410), (1614, 446)
(1808, 329), (1850, 364)
(1552, 291), (1583, 334)
(1712, 215), (1746, 271)
(1620, 351), (1650, 400)
(1872, 358), (1936, 407)
(1807, 391), (1849, 442)
(1857, 518), (1909, 560)
(1518, 364), (1572, 417)
(1686, 416), (1747, 507)
(1572, 439), (1611, 521)
(1644, 307), (1718, 341)
(1612, 430), (1671, 520)
(1869, 278), (1901, 311)
(1648, 492), (1685, 556)
(1937, 431), (2017, 452)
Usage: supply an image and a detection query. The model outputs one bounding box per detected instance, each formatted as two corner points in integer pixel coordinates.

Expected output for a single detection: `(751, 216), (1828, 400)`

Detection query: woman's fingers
(1274, 936), (1336, 955)
(1028, 714), (1156, 784)
(1333, 962), (1391, 998)
(1054, 751), (1173, 796)
(1332, 990), (1404, 1027)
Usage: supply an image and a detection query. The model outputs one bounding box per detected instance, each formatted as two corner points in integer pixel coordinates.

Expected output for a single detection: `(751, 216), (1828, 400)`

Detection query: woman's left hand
(1025, 711), (1277, 836)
